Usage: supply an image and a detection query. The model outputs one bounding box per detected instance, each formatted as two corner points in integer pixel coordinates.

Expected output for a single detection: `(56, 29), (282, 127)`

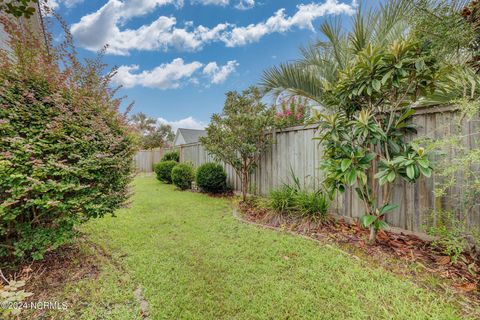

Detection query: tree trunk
(241, 171), (248, 201)
(369, 226), (377, 243)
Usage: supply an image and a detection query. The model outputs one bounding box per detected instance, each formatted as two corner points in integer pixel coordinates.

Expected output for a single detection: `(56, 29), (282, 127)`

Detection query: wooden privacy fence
(135, 105), (480, 234)
(134, 148), (165, 173)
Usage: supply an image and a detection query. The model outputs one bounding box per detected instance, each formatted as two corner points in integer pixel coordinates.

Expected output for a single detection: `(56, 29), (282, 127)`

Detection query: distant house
(173, 128), (207, 146)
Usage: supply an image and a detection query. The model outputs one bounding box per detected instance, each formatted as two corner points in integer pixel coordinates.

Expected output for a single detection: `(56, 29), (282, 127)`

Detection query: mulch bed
(2, 238), (101, 319)
(238, 201), (480, 304)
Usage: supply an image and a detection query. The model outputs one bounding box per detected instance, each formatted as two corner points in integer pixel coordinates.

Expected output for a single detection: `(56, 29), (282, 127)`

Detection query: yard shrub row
(155, 159), (227, 194)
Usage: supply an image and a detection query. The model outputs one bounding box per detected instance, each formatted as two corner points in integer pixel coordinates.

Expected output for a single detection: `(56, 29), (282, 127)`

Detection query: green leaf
(397, 108), (416, 124)
(360, 215), (377, 228)
(346, 169), (357, 186)
(374, 220), (389, 230)
(358, 171), (367, 185)
(379, 203), (399, 215)
(417, 159), (429, 168)
(372, 79), (381, 92)
(340, 159), (352, 172)
(419, 166), (432, 178)
(406, 165), (415, 179)
(386, 171), (396, 183)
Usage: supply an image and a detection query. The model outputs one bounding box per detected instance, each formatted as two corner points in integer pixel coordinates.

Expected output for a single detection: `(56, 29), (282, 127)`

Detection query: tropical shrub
(0, 18), (136, 261)
(154, 161), (177, 184)
(171, 163), (195, 190)
(200, 87), (274, 200)
(195, 163), (227, 194)
(161, 150), (180, 162)
(262, 2), (444, 242)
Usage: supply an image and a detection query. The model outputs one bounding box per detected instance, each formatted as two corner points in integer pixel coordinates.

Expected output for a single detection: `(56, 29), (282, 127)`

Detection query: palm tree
(260, 0), (413, 107)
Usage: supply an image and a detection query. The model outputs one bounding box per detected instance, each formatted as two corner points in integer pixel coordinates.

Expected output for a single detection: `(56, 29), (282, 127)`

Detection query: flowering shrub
(0, 18), (137, 261)
(274, 97), (309, 129)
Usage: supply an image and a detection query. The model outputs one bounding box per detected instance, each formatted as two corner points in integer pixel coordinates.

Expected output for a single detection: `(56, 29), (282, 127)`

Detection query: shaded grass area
(54, 176), (466, 319)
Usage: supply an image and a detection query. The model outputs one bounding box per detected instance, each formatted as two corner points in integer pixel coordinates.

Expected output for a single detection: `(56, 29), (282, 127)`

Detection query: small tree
(317, 39), (439, 242)
(200, 87), (274, 201)
(130, 112), (174, 149)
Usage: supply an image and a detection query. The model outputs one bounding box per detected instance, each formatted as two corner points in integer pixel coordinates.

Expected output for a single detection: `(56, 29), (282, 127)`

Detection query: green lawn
(53, 176), (465, 319)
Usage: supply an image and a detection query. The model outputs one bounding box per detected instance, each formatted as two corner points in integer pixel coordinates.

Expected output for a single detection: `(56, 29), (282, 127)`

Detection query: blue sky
(47, 0), (357, 130)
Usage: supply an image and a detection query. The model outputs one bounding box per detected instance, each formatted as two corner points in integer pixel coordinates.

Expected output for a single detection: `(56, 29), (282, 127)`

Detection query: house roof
(176, 128), (207, 145)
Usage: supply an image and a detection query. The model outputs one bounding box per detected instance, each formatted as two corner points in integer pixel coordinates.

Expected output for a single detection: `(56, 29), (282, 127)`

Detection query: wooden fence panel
(134, 107), (480, 233)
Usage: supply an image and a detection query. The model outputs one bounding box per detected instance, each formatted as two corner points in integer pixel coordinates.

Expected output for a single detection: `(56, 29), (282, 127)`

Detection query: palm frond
(260, 63), (329, 105)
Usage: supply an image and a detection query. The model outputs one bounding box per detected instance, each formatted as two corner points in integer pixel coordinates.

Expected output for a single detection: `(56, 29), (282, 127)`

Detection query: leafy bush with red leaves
(0, 18), (137, 262)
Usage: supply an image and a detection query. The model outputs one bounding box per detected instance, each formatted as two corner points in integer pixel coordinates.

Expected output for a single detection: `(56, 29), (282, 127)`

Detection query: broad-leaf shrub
(171, 164), (194, 190)
(0, 19), (137, 261)
(154, 161), (177, 184)
(161, 151), (180, 162)
(195, 163), (227, 194)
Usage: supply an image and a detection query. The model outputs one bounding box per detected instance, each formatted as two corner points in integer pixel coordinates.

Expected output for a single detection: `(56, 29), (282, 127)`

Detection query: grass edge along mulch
(237, 200), (480, 318)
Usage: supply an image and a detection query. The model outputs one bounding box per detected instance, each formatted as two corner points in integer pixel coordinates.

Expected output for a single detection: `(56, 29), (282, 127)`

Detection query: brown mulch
(1, 238), (102, 319)
(238, 201), (480, 304)
(4, 241), (100, 302)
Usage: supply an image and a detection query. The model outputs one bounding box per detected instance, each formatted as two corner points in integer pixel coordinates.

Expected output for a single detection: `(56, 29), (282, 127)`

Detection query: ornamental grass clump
(0, 17), (137, 262)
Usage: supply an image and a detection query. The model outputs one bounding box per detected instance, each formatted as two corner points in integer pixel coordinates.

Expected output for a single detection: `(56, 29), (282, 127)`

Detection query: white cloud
(44, 0), (85, 9)
(157, 117), (206, 131)
(112, 58), (203, 89)
(235, 0), (254, 10)
(221, 1), (356, 47)
(203, 60), (238, 84)
(191, 0), (229, 6)
(71, 0), (355, 55)
(112, 58), (237, 89)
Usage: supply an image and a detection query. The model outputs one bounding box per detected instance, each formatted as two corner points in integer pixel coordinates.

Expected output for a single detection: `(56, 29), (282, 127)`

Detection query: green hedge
(196, 163), (227, 194)
(161, 151), (180, 162)
(172, 164), (195, 190)
(154, 161), (177, 183)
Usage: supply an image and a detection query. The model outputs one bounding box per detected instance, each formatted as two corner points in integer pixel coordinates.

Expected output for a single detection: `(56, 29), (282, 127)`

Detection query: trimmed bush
(0, 21), (136, 261)
(196, 163), (227, 194)
(161, 151), (180, 162)
(154, 161), (177, 183)
(172, 164), (195, 190)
